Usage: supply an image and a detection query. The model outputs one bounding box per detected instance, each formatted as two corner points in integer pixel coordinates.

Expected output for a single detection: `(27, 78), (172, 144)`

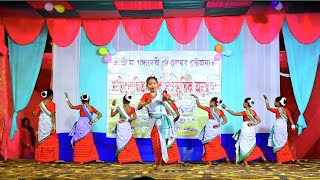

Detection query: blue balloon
(109, 48), (117, 56)
(222, 50), (232, 57)
(271, 1), (280, 7)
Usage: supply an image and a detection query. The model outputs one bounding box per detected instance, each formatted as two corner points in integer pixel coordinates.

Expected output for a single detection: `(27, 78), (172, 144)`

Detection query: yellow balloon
(98, 47), (109, 56)
(54, 4), (65, 13)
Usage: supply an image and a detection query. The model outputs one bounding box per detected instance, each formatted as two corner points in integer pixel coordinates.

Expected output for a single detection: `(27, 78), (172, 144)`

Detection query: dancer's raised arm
(221, 104), (242, 116)
(191, 94), (205, 110)
(64, 92), (76, 109)
(263, 95), (271, 110)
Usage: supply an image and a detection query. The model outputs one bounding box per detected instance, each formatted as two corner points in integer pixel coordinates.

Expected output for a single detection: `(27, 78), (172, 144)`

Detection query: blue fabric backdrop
(8, 26), (47, 139)
(282, 20), (320, 135)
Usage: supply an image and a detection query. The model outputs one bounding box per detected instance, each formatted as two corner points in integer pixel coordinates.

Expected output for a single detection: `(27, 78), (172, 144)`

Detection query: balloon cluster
(97, 47), (117, 63)
(271, 1), (283, 11)
(214, 44), (232, 61)
(44, 3), (65, 13)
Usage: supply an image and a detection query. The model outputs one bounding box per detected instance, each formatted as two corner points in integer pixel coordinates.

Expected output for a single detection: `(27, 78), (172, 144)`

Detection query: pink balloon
(103, 55), (112, 63)
(214, 53), (222, 61)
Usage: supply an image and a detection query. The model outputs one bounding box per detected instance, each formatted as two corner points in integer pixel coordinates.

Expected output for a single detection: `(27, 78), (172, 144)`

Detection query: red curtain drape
(46, 18), (82, 47)
(166, 17), (202, 44)
(114, 1), (163, 10)
(280, 51), (320, 159)
(3, 17), (44, 45)
(246, 7), (284, 44)
(0, 18), (7, 56)
(122, 18), (163, 46)
(204, 16), (244, 43)
(83, 19), (120, 46)
(285, 13), (320, 44)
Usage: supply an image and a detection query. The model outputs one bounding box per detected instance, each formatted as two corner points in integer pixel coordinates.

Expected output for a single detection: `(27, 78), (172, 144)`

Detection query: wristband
(291, 124), (296, 129)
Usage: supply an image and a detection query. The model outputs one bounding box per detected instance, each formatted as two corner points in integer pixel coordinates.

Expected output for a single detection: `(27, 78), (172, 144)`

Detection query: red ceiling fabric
(83, 19), (120, 46)
(0, 18), (8, 57)
(285, 13), (320, 44)
(3, 17), (44, 45)
(246, 6), (285, 44)
(206, 1), (252, 8)
(166, 17), (202, 44)
(205, 16), (244, 43)
(114, 1), (163, 10)
(122, 18), (163, 46)
(27, 1), (74, 10)
(46, 18), (82, 47)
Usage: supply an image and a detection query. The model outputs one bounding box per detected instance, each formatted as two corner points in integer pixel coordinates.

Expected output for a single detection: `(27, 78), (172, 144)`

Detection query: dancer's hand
(89, 120), (94, 125)
(291, 124), (296, 130)
(221, 104), (226, 109)
(263, 95), (268, 101)
(64, 92), (68, 98)
(145, 99), (152, 105)
(213, 124), (220, 129)
(112, 100), (116, 106)
(119, 120), (125, 123)
(247, 122), (254, 127)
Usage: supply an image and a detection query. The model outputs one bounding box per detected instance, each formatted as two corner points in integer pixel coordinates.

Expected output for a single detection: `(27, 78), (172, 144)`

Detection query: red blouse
(269, 107), (292, 119)
(114, 106), (135, 118)
(34, 101), (56, 114)
(75, 105), (98, 117)
(241, 110), (257, 121)
(204, 107), (225, 119)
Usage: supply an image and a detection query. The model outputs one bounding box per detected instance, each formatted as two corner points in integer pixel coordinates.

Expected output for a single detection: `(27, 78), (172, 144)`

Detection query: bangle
(66, 98), (69, 102)
(111, 105), (116, 110)
(225, 107), (229, 111)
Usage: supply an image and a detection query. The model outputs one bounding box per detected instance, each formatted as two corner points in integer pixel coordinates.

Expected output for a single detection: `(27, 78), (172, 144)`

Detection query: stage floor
(1, 159), (320, 179)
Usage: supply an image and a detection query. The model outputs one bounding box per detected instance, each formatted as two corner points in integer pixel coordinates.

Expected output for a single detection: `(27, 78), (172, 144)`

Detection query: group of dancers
(28, 76), (296, 168)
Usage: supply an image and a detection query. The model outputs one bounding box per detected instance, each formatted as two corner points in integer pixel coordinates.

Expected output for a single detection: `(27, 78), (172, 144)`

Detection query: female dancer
(32, 89), (59, 163)
(191, 95), (229, 165)
(65, 92), (102, 163)
(110, 95), (142, 164)
(222, 97), (267, 166)
(137, 76), (175, 170)
(20, 117), (35, 159)
(263, 95), (295, 164)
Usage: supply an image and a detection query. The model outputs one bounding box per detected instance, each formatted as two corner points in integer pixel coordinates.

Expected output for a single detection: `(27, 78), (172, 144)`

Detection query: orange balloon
(214, 44), (223, 53)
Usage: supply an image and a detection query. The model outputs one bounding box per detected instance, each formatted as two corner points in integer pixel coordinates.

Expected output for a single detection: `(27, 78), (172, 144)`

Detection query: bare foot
(55, 160), (65, 163)
(242, 161), (248, 167)
(177, 161), (184, 164)
(208, 161), (212, 166)
(79, 162), (84, 164)
(96, 160), (104, 163)
(154, 164), (160, 170)
(226, 158), (231, 164)
(138, 161), (144, 164)
(262, 157), (268, 163)
(37, 162), (41, 164)
(276, 162), (282, 165)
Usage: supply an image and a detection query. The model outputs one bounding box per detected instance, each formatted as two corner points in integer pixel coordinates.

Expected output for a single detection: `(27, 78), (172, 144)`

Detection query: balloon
(214, 53), (222, 61)
(222, 50), (232, 57)
(109, 48), (117, 56)
(275, 2), (283, 11)
(214, 44), (223, 53)
(104, 55), (112, 63)
(98, 47), (109, 56)
(271, 1), (280, 7)
(54, 4), (65, 13)
(44, 3), (54, 11)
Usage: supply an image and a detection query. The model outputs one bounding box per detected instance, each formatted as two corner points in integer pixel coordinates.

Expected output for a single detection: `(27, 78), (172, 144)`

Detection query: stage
(1, 159), (320, 179)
